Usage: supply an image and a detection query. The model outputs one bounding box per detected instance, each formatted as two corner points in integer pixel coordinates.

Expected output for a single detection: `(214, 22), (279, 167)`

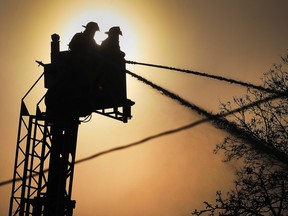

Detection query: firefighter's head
(83, 22), (100, 35)
(105, 26), (122, 36)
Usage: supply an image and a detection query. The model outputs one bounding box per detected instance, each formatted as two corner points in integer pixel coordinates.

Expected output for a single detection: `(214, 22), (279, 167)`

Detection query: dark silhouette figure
(66, 22), (103, 116)
(69, 21), (100, 52)
(101, 26), (125, 59)
(96, 26), (127, 107)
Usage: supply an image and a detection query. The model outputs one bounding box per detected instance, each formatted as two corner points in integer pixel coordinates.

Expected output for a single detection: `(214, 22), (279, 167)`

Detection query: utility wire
(74, 93), (286, 165)
(126, 70), (288, 165)
(0, 92), (282, 187)
(126, 60), (285, 95)
(1, 70), (287, 187)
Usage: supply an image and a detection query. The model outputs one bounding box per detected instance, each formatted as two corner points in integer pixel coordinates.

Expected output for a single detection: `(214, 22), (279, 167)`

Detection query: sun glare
(59, 8), (138, 59)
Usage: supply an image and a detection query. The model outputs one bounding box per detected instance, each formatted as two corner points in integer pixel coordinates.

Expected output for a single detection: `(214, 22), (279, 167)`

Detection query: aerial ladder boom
(9, 33), (134, 216)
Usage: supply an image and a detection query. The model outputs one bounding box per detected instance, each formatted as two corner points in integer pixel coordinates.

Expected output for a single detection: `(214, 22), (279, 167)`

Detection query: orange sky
(1, 0), (288, 215)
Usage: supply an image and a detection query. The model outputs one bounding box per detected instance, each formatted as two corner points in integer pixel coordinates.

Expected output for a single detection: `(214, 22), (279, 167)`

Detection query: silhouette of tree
(193, 53), (288, 215)
(193, 164), (288, 216)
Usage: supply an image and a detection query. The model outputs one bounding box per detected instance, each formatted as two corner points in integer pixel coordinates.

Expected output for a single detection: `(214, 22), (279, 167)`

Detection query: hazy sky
(1, 0), (288, 215)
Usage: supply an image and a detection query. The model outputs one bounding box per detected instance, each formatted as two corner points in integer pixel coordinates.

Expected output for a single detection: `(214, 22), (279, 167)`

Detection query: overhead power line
(126, 60), (284, 95)
(0, 88), (283, 187)
(126, 70), (288, 166)
(2, 65), (287, 187)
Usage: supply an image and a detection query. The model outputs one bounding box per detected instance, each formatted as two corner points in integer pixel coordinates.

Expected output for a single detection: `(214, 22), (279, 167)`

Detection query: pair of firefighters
(68, 21), (125, 59)
(45, 21), (128, 120)
(64, 22), (126, 116)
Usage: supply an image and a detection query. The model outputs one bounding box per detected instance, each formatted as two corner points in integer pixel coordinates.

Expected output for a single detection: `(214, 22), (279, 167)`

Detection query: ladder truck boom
(9, 30), (134, 216)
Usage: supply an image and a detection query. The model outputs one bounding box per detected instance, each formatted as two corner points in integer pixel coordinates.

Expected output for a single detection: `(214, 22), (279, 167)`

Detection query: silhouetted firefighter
(68, 21), (100, 52)
(9, 21), (134, 216)
(101, 26), (125, 59)
(99, 26), (128, 109)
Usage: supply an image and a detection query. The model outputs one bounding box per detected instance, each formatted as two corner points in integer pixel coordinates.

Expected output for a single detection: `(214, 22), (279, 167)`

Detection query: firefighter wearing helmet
(68, 21), (100, 52)
(101, 26), (125, 58)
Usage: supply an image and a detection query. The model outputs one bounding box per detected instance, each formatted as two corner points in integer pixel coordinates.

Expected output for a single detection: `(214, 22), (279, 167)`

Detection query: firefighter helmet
(105, 26), (122, 36)
(82, 22), (100, 31)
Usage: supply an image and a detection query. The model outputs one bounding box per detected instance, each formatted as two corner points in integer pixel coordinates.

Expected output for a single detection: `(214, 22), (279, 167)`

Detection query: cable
(1, 71), (287, 187)
(126, 69), (213, 118)
(75, 91), (285, 166)
(126, 70), (288, 165)
(0, 94), (281, 187)
(126, 60), (285, 95)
